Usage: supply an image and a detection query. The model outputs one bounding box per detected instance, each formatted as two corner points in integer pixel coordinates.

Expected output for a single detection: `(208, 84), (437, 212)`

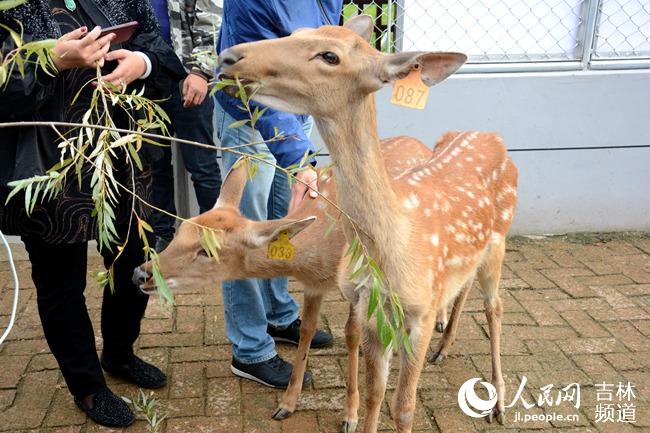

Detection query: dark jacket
(0, 0), (186, 186)
(215, 0), (342, 168)
(0, 0), (185, 242)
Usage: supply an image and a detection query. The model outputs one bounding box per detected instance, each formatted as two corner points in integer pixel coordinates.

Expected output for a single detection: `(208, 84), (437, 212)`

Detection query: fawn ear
(343, 14), (374, 42)
(244, 216), (317, 248)
(214, 158), (248, 209)
(380, 52), (467, 87)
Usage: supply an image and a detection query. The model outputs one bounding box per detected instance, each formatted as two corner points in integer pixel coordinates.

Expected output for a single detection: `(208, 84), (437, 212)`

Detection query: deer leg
(272, 292), (323, 420)
(434, 306), (447, 333)
(341, 303), (361, 433)
(391, 311), (436, 433)
(361, 324), (392, 433)
(477, 240), (506, 425)
(431, 279), (473, 365)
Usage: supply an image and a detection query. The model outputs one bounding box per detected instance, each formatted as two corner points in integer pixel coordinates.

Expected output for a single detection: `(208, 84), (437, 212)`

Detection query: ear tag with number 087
(267, 231), (295, 261)
(390, 66), (429, 110)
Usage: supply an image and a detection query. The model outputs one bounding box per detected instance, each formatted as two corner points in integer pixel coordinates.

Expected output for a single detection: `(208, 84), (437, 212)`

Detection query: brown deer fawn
(134, 137), (467, 428)
(212, 14), (519, 433)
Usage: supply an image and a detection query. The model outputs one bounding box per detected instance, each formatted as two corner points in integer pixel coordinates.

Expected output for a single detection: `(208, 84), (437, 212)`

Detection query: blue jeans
(215, 102), (313, 363)
(152, 88), (222, 243)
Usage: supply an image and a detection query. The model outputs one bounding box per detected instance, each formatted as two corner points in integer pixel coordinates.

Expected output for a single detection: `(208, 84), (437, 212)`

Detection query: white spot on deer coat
(403, 192), (420, 210)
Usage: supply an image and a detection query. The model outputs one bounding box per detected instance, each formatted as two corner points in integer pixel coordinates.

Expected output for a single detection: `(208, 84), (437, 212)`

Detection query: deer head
(218, 15), (467, 118)
(133, 163), (316, 294)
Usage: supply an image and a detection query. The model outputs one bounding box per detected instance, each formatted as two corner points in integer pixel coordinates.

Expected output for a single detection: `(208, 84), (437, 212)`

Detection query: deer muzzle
(132, 266), (154, 293)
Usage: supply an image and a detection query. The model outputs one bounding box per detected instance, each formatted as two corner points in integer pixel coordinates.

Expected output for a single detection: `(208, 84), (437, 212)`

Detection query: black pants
(151, 89), (222, 244)
(22, 223), (150, 398)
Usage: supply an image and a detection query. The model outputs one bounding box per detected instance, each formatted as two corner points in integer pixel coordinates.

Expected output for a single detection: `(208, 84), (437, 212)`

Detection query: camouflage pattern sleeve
(169, 0), (222, 79)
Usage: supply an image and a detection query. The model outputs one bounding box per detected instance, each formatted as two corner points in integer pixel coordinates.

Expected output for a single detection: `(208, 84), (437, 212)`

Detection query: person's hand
(182, 73), (208, 108)
(100, 49), (147, 88)
(288, 167), (319, 213)
(51, 26), (115, 71)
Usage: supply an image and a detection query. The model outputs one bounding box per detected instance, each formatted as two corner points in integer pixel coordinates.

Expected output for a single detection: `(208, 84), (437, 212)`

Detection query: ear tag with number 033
(267, 231), (295, 261)
(390, 66), (429, 110)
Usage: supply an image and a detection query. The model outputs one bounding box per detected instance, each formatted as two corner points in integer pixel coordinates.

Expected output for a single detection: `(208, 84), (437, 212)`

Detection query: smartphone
(97, 21), (138, 44)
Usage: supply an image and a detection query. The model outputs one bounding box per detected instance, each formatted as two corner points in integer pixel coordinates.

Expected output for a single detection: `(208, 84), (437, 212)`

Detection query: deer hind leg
(361, 324), (393, 433)
(431, 278), (473, 365)
(435, 306), (447, 333)
(341, 303), (361, 433)
(391, 310), (436, 433)
(477, 240), (506, 425)
(273, 292), (324, 420)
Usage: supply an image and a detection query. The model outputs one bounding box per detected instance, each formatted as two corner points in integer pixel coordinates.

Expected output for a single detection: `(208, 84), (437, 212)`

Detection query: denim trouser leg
(216, 102), (301, 363)
(151, 89), (222, 243)
(260, 117), (314, 326)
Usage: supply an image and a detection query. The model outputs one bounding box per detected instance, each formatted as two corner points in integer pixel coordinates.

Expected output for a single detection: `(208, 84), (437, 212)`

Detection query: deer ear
(214, 158), (248, 209)
(380, 52), (467, 87)
(343, 14), (374, 42)
(244, 216), (317, 249)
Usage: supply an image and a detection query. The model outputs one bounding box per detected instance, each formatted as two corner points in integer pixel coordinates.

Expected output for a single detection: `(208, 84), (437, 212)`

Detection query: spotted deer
(212, 14), (519, 433)
(134, 136), (469, 426)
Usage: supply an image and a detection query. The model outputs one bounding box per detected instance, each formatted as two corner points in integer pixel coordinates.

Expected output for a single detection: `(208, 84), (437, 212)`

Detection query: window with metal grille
(340, 0), (650, 71)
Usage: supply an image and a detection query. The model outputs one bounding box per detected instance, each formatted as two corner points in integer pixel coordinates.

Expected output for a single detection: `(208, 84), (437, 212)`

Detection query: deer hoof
(430, 351), (447, 365)
(272, 407), (293, 420)
(435, 321), (446, 333)
(341, 420), (358, 433)
(487, 408), (504, 425)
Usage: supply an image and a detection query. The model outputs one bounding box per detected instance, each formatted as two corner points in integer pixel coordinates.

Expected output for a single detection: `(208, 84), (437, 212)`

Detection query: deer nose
(219, 48), (244, 67)
(132, 266), (152, 287)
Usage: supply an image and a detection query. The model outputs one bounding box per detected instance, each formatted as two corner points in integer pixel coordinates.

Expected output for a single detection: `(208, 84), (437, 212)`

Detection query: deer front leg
(431, 279), (473, 365)
(391, 311), (436, 433)
(272, 292), (324, 420)
(361, 324), (392, 433)
(435, 306), (447, 333)
(341, 303), (361, 433)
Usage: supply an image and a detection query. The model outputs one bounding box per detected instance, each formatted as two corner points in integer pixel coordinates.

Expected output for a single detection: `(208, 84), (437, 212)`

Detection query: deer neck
(315, 96), (412, 269)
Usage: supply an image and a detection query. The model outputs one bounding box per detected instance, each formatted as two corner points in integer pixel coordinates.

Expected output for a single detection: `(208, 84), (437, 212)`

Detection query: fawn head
(218, 15), (467, 117)
(133, 163), (315, 294)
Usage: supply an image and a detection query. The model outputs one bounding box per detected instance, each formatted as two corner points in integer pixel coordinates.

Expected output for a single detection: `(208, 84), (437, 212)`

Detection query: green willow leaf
(367, 284), (379, 319)
(0, 0), (26, 11)
(228, 119), (249, 129)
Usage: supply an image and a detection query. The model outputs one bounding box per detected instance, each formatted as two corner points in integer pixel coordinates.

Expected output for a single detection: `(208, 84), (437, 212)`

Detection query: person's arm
(0, 27), (113, 116)
(254, 107), (315, 169)
(184, 0), (221, 78)
(105, 1), (186, 88)
(254, 105), (319, 211)
(0, 34), (59, 117)
(180, 0), (222, 107)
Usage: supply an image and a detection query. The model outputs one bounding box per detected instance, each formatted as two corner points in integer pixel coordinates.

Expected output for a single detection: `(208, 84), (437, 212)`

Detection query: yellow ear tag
(267, 231), (295, 261)
(390, 66), (429, 110)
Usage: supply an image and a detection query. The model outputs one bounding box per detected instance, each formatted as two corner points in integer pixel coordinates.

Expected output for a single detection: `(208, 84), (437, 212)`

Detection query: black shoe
(101, 354), (167, 389)
(74, 388), (135, 428)
(231, 355), (312, 389)
(268, 318), (334, 349)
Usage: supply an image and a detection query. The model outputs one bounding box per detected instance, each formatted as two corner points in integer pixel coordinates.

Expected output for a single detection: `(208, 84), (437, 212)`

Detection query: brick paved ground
(1, 233), (649, 433)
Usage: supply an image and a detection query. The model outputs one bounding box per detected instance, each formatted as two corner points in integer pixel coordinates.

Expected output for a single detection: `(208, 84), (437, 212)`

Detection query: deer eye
(196, 248), (209, 258)
(318, 51), (340, 65)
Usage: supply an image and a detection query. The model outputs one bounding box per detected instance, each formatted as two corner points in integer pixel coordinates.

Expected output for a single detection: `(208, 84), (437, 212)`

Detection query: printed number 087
(395, 85), (424, 105)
